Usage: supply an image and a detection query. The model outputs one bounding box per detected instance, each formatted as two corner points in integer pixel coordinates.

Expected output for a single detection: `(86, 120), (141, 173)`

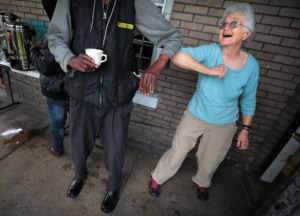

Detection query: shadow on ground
(0, 97), (267, 216)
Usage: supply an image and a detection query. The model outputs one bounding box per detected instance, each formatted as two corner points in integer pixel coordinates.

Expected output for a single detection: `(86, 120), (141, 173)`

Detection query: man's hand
(30, 40), (43, 51)
(139, 55), (169, 96)
(68, 54), (99, 72)
(237, 130), (249, 150)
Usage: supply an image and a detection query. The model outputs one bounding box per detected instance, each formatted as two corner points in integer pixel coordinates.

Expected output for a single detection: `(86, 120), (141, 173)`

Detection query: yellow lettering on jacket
(118, 22), (134, 30)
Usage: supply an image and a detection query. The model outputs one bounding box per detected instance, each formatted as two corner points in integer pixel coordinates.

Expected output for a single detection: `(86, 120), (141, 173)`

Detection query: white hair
(222, 3), (256, 42)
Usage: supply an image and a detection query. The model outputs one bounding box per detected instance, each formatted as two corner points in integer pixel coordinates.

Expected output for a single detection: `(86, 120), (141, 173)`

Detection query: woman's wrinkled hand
(68, 54), (99, 72)
(208, 64), (228, 78)
(237, 130), (249, 150)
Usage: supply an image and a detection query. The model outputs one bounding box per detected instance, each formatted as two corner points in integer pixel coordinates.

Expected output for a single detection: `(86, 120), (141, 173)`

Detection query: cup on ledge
(85, 48), (107, 66)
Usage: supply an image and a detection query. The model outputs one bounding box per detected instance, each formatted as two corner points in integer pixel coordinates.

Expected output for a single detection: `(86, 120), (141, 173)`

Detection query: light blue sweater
(181, 43), (259, 125)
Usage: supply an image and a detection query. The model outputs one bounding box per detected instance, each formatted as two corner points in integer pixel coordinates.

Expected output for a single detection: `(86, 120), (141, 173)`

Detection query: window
(151, 0), (167, 12)
(134, 0), (174, 72)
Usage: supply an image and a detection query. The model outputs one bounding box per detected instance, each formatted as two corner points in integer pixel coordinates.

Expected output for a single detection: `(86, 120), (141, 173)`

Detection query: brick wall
(0, 0), (50, 40)
(1, 0), (299, 175)
(2, 70), (46, 108)
(169, 0), (300, 174)
(133, 0), (300, 174)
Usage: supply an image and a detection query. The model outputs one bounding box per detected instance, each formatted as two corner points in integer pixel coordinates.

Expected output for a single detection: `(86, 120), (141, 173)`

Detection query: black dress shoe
(101, 188), (120, 213)
(67, 179), (84, 198)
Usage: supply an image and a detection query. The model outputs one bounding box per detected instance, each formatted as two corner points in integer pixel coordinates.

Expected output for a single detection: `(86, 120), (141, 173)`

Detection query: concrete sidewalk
(0, 98), (260, 216)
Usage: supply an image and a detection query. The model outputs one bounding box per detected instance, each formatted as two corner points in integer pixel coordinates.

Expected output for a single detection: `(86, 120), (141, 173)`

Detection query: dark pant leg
(69, 99), (100, 181)
(102, 101), (134, 191)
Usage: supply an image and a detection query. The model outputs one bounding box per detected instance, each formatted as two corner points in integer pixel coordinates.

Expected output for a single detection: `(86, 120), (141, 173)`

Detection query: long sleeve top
(181, 43), (259, 124)
(47, 0), (182, 75)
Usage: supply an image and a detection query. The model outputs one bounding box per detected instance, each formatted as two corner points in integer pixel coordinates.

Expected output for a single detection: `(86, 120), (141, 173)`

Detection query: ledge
(0, 60), (40, 79)
(132, 92), (159, 109)
(0, 60), (159, 109)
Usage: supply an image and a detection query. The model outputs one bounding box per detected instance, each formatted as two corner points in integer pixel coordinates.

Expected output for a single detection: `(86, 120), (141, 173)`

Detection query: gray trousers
(69, 99), (134, 191)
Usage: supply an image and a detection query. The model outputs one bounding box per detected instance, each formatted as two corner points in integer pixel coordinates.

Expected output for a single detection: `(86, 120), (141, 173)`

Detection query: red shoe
(148, 176), (160, 197)
(196, 184), (209, 201)
(47, 146), (63, 157)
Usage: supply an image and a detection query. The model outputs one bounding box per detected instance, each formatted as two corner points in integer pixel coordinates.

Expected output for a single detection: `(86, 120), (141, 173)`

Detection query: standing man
(47, 0), (182, 213)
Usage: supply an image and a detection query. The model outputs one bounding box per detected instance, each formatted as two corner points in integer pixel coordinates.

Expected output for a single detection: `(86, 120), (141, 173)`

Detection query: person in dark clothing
(30, 0), (69, 157)
(47, 0), (182, 213)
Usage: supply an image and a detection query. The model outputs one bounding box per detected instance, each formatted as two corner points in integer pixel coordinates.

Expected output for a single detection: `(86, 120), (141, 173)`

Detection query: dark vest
(65, 0), (139, 107)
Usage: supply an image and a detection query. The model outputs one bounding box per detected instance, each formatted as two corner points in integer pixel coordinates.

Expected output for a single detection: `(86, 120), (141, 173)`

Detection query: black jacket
(30, 40), (68, 100)
(65, 0), (139, 107)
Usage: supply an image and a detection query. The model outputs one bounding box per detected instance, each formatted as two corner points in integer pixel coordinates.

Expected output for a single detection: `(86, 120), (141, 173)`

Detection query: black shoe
(196, 184), (209, 201)
(148, 176), (160, 197)
(101, 188), (120, 213)
(67, 179), (84, 198)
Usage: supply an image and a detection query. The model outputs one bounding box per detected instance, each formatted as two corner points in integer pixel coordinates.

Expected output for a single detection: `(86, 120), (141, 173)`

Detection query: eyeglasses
(219, 20), (249, 30)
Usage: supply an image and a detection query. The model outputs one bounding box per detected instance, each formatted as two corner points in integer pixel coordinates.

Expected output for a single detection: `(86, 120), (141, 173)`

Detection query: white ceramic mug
(85, 48), (107, 66)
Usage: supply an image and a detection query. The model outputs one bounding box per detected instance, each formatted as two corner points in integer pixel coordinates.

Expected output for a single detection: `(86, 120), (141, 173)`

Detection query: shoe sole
(101, 207), (113, 214)
(198, 196), (209, 201)
(148, 191), (159, 197)
(67, 193), (78, 199)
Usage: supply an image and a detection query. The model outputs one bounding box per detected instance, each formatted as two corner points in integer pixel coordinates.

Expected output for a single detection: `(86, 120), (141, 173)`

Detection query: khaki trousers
(152, 110), (237, 187)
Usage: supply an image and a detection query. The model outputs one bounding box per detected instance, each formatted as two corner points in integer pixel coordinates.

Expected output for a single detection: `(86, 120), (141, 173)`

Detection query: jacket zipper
(99, 0), (117, 107)
(102, 0), (117, 48)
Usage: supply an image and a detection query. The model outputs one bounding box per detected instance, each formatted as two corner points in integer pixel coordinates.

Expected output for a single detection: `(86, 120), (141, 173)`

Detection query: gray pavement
(0, 91), (257, 216)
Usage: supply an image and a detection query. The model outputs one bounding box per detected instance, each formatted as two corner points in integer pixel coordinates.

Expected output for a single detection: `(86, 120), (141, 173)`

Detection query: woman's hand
(208, 64), (228, 78)
(68, 54), (99, 72)
(237, 130), (249, 150)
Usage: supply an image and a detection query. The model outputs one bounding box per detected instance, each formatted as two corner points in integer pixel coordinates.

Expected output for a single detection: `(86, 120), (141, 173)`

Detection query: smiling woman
(148, 2), (260, 201)
(221, 3), (256, 43)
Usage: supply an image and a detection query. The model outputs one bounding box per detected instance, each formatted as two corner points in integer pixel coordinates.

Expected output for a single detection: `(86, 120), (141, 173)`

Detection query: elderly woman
(148, 3), (259, 201)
